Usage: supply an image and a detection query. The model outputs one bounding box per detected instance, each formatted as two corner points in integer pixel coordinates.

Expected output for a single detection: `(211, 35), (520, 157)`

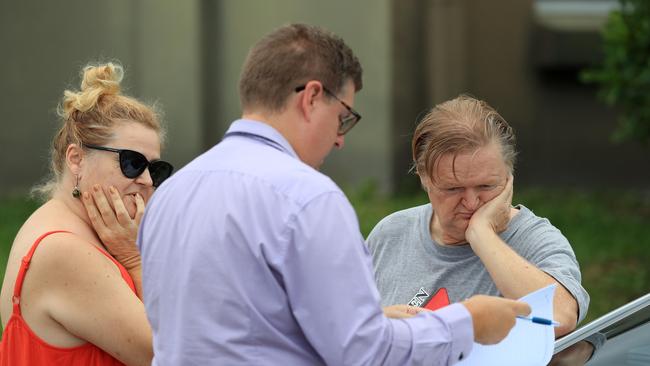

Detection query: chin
(126, 206), (137, 219)
(122, 195), (138, 219)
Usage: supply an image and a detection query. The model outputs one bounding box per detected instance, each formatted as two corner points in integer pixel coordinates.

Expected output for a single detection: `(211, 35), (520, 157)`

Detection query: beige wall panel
(134, 0), (203, 168)
(0, 1), (135, 194)
(0, 0), (202, 194)
(209, 0), (393, 192)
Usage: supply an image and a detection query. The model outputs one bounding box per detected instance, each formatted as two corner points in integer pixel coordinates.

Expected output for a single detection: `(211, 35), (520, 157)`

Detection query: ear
(298, 80), (325, 122)
(65, 143), (85, 176)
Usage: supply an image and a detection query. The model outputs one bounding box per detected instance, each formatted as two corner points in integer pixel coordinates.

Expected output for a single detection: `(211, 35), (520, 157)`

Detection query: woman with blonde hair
(0, 62), (173, 366)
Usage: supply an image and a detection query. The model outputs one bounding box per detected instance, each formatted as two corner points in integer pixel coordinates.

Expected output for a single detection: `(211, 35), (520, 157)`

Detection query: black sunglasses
(295, 85), (362, 135)
(85, 144), (174, 188)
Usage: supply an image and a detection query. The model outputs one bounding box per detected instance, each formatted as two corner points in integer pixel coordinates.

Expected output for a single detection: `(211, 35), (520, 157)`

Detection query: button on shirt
(138, 119), (474, 365)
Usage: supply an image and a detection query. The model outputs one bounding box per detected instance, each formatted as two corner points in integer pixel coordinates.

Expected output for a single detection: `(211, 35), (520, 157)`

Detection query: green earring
(72, 175), (81, 198)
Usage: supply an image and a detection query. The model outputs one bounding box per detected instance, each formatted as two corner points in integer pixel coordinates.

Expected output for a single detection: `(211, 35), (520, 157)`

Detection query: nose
(135, 167), (155, 187)
(461, 189), (480, 210)
(334, 134), (345, 149)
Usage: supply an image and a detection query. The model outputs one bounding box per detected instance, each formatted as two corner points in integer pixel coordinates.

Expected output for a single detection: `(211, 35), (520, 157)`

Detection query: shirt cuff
(390, 302), (474, 365)
(435, 303), (474, 363)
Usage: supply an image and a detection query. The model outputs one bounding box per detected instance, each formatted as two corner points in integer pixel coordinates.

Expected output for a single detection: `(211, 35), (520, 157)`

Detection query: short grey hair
(412, 95), (517, 182)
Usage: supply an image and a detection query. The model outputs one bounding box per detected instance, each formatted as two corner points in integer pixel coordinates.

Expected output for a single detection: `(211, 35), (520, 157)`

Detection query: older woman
(367, 95), (590, 338)
(0, 63), (172, 366)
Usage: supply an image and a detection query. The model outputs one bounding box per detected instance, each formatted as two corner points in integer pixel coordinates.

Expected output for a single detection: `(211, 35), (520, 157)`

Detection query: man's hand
(465, 174), (513, 244)
(383, 304), (431, 319)
(462, 295), (531, 345)
(82, 184), (143, 271)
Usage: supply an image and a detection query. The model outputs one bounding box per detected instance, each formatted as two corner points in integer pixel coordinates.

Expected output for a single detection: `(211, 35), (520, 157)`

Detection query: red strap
(11, 230), (136, 315)
(12, 231), (71, 314)
(91, 245), (137, 294)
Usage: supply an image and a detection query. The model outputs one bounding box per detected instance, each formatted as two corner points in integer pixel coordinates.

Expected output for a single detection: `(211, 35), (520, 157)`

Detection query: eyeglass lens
(118, 150), (173, 187)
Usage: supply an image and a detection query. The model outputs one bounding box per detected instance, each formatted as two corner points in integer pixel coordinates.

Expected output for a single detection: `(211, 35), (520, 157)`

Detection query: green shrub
(348, 186), (650, 323)
(582, 0), (650, 145)
(2, 189), (649, 324)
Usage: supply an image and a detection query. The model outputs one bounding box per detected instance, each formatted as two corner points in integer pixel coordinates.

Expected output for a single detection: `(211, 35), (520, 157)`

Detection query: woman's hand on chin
(81, 184), (144, 271)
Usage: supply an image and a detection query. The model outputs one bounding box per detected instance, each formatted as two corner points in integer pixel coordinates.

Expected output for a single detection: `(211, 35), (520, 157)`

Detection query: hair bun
(80, 63), (123, 95)
(60, 62), (124, 119)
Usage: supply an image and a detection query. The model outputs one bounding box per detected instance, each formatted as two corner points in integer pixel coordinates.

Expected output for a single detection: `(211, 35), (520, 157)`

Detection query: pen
(517, 315), (561, 327)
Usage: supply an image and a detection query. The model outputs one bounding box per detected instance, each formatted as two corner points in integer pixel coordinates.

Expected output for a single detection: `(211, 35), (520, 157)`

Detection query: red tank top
(0, 231), (137, 365)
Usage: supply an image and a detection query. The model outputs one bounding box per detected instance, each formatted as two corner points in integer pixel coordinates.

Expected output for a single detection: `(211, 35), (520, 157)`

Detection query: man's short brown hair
(239, 23), (363, 113)
(412, 95), (517, 182)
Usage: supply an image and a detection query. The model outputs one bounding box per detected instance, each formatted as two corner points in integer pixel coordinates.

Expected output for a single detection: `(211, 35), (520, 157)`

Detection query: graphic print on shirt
(408, 287), (430, 307)
(408, 287), (451, 310)
(423, 288), (450, 311)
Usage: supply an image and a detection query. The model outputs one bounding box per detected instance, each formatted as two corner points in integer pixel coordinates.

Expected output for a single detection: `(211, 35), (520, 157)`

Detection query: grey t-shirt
(367, 204), (590, 323)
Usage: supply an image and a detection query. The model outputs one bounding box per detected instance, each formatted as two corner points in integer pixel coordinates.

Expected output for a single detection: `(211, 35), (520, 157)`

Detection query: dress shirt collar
(224, 119), (299, 159)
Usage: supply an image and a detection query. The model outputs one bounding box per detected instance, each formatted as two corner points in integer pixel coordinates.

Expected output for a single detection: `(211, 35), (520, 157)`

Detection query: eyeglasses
(295, 85), (362, 135)
(85, 144), (174, 188)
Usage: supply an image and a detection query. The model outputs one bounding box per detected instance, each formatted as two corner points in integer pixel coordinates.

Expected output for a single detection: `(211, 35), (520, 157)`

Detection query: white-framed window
(534, 0), (619, 32)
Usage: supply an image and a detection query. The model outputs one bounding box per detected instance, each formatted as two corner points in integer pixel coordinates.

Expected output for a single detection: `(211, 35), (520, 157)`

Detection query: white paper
(457, 284), (557, 366)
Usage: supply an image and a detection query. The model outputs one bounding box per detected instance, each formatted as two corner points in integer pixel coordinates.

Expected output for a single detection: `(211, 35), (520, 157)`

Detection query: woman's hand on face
(466, 174), (513, 239)
(82, 184), (144, 271)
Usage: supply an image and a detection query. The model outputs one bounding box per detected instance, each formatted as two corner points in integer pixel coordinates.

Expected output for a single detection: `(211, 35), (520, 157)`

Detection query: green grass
(504, 188), (650, 323)
(347, 183), (650, 324)
(1, 187), (649, 325)
(0, 196), (40, 271)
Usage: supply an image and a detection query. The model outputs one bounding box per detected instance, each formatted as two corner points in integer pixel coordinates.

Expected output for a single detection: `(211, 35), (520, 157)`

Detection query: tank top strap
(90, 246), (136, 293)
(12, 230), (71, 315)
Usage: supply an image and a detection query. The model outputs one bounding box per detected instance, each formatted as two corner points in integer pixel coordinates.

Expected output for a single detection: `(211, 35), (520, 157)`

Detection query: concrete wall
(463, 0), (650, 188)
(1, 0), (648, 196)
(391, 0), (650, 191)
(0, 0), (203, 195)
(1, 1), (134, 195)
(0, 0), (393, 195)
(203, 0), (393, 191)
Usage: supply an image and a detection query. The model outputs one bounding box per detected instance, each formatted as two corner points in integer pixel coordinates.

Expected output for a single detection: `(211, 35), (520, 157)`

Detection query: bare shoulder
(7, 201), (117, 283)
(24, 231), (139, 328)
(29, 232), (121, 284)
(15, 232), (150, 361)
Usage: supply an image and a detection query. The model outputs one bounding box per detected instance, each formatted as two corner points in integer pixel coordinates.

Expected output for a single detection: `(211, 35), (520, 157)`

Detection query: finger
(383, 305), (414, 319)
(408, 306), (430, 315)
(91, 185), (118, 227)
(390, 313), (412, 319)
(108, 186), (133, 225)
(134, 193), (145, 226)
(82, 191), (109, 234)
(498, 175), (513, 201)
(513, 301), (532, 316)
(393, 309), (416, 319)
(385, 310), (405, 319)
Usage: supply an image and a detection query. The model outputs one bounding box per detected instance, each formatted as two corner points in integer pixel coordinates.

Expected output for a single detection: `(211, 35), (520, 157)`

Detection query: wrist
(466, 222), (493, 244)
(115, 253), (142, 272)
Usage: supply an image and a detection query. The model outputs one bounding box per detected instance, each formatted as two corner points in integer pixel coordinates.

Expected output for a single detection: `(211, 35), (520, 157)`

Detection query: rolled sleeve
(391, 303), (474, 365)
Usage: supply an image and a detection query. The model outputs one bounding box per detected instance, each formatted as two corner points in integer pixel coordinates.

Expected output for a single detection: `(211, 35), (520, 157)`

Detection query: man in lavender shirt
(138, 23), (530, 366)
